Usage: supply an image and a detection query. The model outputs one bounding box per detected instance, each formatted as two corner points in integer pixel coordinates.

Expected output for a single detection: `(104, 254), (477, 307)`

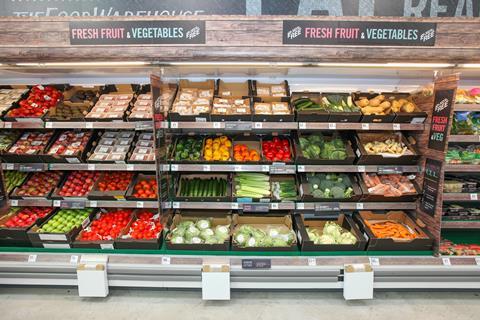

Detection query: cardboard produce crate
(354, 210), (434, 251)
(231, 214), (297, 252)
(294, 214), (367, 251)
(165, 211), (232, 251)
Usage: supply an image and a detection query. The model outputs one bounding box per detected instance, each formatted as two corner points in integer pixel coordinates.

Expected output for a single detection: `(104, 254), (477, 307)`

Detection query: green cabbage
(317, 234), (335, 244)
(233, 224), (295, 248)
(190, 236), (203, 244)
(196, 219), (211, 230)
(185, 225), (200, 239)
(171, 236), (184, 244)
(200, 228), (214, 239)
(215, 225), (230, 239)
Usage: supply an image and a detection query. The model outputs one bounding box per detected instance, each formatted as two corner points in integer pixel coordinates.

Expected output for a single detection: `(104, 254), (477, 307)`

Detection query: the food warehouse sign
(283, 21), (436, 46)
(69, 21), (205, 45)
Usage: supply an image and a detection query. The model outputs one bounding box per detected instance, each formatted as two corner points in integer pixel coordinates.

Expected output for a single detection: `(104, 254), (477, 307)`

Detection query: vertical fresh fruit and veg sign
(428, 89), (455, 152)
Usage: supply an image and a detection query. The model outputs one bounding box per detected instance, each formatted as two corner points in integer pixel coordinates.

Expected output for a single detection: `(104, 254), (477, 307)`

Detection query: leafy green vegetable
(233, 225), (295, 248)
(306, 173), (355, 199)
(300, 133), (348, 160)
(306, 221), (357, 245)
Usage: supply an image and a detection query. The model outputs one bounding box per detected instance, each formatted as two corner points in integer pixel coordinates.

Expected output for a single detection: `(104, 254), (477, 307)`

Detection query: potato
(391, 100), (401, 112)
(362, 106), (384, 115)
(398, 98), (408, 106)
(369, 98), (381, 107)
(356, 99), (369, 107)
(402, 102), (416, 113)
(379, 101), (391, 110)
(377, 95), (385, 102)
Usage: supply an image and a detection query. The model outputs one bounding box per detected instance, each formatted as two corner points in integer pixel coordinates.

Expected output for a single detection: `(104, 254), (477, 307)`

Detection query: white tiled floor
(0, 287), (479, 320)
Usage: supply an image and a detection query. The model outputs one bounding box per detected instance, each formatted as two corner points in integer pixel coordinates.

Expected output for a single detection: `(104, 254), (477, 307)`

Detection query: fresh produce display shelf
(9, 199), (158, 209)
(296, 202), (417, 210)
(0, 246), (434, 257)
(2, 163), (156, 171)
(448, 135), (480, 143)
(444, 164), (480, 172)
(170, 121), (298, 131)
(298, 122), (424, 131)
(166, 164), (420, 173)
(442, 221), (480, 229)
(443, 193), (480, 201)
(454, 104), (480, 112)
(169, 163), (296, 173)
(297, 165), (421, 173)
(0, 121), (161, 130)
(171, 201), (295, 210)
(168, 121), (424, 131)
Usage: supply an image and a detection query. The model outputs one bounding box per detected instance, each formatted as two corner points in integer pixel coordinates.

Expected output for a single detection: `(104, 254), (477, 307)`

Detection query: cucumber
(297, 101), (314, 110)
(201, 179), (208, 197)
(188, 179), (194, 197)
(293, 98), (310, 106)
(215, 179), (221, 197)
(183, 179), (188, 196)
(179, 178), (184, 196)
(223, 179), (227, 196)
(194, 179), (201, 197)
(207, 179), (213, 197)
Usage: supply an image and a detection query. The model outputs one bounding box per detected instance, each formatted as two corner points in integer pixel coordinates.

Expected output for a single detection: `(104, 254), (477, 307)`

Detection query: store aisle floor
(1, 287), (479, 320)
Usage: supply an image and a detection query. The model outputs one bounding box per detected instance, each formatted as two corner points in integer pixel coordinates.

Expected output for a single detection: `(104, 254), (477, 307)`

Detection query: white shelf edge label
(361, 123), (370, 130)
(299, 122), (307, 129)
(475, 257), (480, 266)
(170, 122), (178, 129)
(53, 200), (61, 207)
(86, 122), (94, 129)
(87, 164), (95, 171)
(4, 122), (12, 128)
(10, 199), (18, 206)
(136, 201), (144, 208)
(328, 123), (336, 130)
(28, 254), (37, 263)
(262, 165), (269, 172)
(171, 164), (178, 171)
(126, 164), (135, 171)
(297, 165), (305, 172)
(6, 163), (14, 170)
(162, 256), (171, 265)
(356, 203), (364, 210)
(89, 201), (98, 208)
(231, 203), (239, 209)
(172, 202), (180, 209)
(45, 122), (53, 128)
(307, 258), (316, 266)
(270, 203), (279, 210)
(203, 165), (211, 172)
(254, 122), (263, 129)
(470, 193), (478, 201)
(70, 255), (79, 264)
(213, 122), (221, 129)
(234, 165), (242, 171)
(442, 257), (451, 266)
(393, 124), (401, 130)
(357, 165), (366, 173)
(296, 203), (305, 210)
(369, 257), (380, 266)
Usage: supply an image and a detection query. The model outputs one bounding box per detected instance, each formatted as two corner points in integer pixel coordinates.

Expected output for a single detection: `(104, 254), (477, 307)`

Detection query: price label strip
(442, 257), (451, 266)
(369, 257), (380, 266)
(314, 202), (340, 212)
